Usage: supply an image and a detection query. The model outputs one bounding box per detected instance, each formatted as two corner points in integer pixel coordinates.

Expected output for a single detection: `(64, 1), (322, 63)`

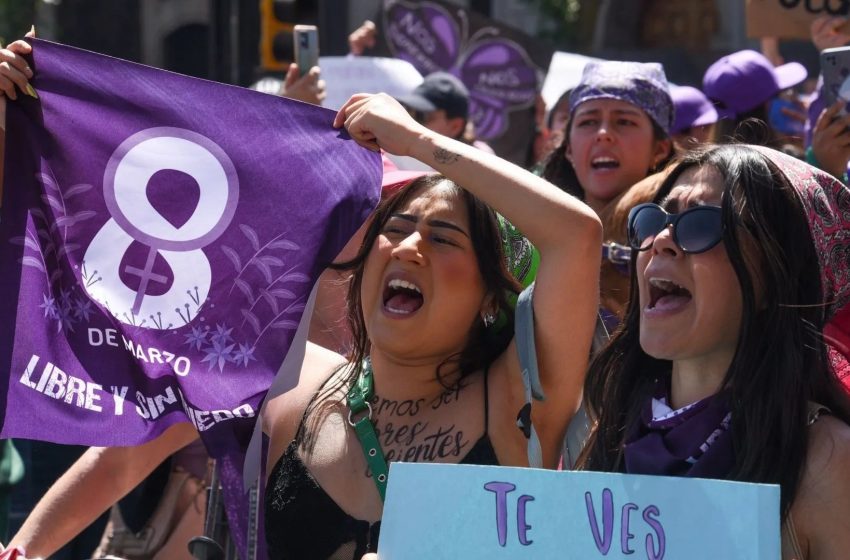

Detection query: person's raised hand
(333, 93), (426, 155)
(0, 39), (34, 102)
(278, 62), (325, 105)
(812, 101), (850, 180)
(0, 28), (36, 131)
(348, 20), (377, 56)
(811, 15), (850, 52)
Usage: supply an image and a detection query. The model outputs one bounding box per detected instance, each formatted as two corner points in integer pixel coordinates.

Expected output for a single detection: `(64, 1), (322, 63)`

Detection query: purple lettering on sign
(621, 502), (638, 555)
(483, 481), (535, 548)
(484, 481), (515, 547)
(643, 505), (666, 560)
(517, 494), (534, 546)
(585, 488), (615, 554)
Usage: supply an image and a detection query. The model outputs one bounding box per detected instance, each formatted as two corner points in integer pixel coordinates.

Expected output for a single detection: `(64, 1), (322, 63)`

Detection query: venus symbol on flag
(82, 127), (239, 330)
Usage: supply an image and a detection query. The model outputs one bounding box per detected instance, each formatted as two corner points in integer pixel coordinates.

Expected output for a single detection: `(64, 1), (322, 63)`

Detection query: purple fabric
(624, 378), (734, 479)
(0, 39), (381, 557)
(703, 50), (807, 119)
(670, 85), (718, 134)
(569, 61), (673, 135)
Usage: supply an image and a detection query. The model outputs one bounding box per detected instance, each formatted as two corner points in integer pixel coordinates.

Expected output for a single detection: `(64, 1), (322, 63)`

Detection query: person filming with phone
(252, 24), (325, 106)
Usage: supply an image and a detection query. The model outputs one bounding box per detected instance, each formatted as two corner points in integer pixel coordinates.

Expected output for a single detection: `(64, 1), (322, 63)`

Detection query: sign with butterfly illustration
(372, 0), (553, 165)
(0, 39), (381, 456)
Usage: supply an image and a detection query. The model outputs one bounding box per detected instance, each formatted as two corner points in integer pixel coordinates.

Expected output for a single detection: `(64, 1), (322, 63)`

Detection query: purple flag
(0, 38), (380, 552)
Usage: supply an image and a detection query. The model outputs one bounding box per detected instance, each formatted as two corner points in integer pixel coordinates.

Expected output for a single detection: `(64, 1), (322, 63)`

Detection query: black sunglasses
(627, 203), (723, 254)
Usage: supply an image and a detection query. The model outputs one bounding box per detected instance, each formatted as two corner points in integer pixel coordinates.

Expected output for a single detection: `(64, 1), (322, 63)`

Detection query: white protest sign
(319, 56), (424, 111)
(379, 463), (780, 559)
(541, 51), (601, 112)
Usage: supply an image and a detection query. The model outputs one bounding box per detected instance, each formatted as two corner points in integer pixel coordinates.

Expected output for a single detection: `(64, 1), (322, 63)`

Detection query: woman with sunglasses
(541, 61), (676, 328)
(580, 144), (850, 559)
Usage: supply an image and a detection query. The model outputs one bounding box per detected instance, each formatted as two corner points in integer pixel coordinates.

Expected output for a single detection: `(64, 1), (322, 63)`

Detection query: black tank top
(264, 371), (499, 560)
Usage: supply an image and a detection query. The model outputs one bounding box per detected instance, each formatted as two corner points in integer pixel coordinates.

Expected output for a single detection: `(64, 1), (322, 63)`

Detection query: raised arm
(9, 422), (198, 558)
(335, 94), (602, 466)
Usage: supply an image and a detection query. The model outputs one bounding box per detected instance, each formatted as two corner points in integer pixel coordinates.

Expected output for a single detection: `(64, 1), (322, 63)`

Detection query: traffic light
(259, 0), (318, 72)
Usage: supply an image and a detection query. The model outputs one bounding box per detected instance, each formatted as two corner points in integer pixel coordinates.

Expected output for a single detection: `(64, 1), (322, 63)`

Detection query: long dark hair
(541, 114), (674, 200)
(578, 145), (850, 518)
(297, 174), (521, 451)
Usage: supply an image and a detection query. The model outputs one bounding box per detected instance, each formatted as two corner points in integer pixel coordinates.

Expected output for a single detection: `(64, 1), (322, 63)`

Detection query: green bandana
(494, 214), (539, 330)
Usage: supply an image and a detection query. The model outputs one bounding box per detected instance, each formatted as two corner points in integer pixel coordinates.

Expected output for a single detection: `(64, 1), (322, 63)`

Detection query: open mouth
(382, 278), (424, 315)
(648, 278), (692, 311)
(591, 156), (620, 170)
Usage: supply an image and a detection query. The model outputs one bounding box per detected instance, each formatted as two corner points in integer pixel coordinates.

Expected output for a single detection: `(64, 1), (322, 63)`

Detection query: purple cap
(569, 61), (673, 135)
(670, 85), (718, 134)
(702, 50), (807, 119)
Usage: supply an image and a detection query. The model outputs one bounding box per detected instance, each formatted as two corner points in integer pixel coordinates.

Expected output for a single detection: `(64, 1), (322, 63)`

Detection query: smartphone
(294, 25), (319, 76)
(821, 46), (850, 113)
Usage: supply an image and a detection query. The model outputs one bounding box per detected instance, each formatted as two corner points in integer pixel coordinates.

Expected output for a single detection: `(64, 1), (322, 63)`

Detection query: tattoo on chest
(364, 383), (470, 476)
(434, 147), (461, 164)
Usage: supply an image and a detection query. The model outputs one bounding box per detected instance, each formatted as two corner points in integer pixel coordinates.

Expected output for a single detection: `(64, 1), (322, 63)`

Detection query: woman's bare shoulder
(791, 415), (850, 559)
(263, 342), (348, 462)
(804, 415), (850, 486)
(264, 342), (346, 421)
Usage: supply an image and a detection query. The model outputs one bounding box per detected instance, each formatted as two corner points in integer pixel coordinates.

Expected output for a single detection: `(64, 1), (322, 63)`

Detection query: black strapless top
(264, 372), (498, 560)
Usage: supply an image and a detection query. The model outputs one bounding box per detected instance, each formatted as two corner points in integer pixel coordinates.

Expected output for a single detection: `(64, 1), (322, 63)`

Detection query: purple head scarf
(569, 61), (674, 136)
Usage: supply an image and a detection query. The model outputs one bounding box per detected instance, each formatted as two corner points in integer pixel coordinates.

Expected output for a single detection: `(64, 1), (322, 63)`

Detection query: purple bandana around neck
(624, 377), (734, 479)
(0, 39), (381, 557)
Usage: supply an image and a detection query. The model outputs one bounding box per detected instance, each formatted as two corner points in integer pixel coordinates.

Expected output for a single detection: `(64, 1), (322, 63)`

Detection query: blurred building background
(0, 0), (821, 90)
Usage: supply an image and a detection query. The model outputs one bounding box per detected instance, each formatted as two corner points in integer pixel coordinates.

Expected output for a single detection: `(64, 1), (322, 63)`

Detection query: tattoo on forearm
(434, 147), (461, 164)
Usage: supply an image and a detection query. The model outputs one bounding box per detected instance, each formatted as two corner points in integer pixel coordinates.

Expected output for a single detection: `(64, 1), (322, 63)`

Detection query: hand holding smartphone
(294, 25), (319, 76)
(821, 46), (850, 114)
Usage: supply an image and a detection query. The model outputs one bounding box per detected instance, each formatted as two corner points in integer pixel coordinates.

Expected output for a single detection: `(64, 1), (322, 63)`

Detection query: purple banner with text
(0, 39), (381, 460)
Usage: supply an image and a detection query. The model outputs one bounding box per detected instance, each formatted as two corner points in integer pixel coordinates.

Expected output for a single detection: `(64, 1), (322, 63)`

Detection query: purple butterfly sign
(375, 0), (553, 165)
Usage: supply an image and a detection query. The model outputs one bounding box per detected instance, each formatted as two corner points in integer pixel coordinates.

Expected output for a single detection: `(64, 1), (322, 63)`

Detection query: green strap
(346, 361), (389, 501)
